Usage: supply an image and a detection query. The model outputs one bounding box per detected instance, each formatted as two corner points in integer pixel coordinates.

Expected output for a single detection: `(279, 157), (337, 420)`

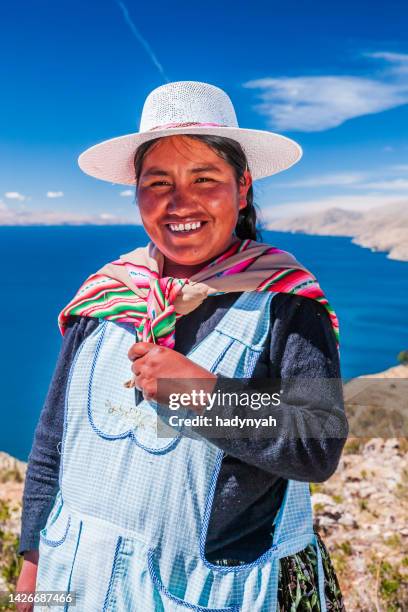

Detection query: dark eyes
(149, 177), (214, 187)
(196, 177), (214, 183)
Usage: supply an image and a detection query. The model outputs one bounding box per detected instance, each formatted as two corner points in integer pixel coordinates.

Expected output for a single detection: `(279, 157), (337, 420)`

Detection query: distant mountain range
(2, 200), (408, 262)
(266, 200), (408, 262)
(0, 207), (137, 226)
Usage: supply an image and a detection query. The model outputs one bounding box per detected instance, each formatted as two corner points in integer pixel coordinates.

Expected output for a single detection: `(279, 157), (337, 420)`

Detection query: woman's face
(136, 135), (252, 266)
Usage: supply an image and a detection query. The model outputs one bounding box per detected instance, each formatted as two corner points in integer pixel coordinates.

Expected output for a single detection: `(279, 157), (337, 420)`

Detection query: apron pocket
(35, 500), (82, 601)
(39, 511), (71, 547)
(147, 549), (240, 612)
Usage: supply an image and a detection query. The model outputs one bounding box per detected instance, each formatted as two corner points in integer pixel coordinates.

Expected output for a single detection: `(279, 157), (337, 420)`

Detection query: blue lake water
(1, 226), (407, 461)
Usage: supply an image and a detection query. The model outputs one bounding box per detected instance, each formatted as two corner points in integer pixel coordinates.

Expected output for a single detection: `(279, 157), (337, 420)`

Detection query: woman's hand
(15, 551), (39, 612)
(128, 342), (217, 410)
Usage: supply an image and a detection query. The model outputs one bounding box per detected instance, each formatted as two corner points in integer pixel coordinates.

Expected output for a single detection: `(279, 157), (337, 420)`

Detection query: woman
(17, 81), (348, 611)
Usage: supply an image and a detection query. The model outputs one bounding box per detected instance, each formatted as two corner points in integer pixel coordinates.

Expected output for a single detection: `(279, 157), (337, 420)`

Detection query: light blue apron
(35, 291), (327, 611)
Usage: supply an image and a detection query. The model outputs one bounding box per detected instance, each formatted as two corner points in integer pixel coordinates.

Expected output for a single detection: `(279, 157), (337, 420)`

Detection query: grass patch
(358, 499), (368, 511)
(0, 498), (23, 608)
(0, 468), (23, 484)
(368, 557), (408, 610)
(0, 500), (10, 523)
(343, 438), (364, 454)
(338, 540), (353, 556)
(384, 534), (402, 548)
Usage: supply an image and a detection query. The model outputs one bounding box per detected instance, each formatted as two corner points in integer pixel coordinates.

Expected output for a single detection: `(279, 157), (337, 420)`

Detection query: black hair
(133, 134), (262, 241)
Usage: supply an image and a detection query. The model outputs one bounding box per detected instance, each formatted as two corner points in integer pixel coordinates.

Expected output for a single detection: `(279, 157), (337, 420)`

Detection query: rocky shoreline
(1, 366), (407, 610)
(312, 437), (408, 610)
(266, 201), (408, 262)
(0, 453), (26, 608)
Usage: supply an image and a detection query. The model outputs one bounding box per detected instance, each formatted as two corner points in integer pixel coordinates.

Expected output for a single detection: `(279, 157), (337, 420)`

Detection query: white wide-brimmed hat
(78, 80), (302, 185)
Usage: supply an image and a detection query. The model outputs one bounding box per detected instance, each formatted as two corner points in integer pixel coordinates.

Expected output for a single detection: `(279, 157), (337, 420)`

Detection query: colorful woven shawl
(58, 238), (339, 348)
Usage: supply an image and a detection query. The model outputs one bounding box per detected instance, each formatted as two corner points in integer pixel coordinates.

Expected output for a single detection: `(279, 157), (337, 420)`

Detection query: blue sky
(1, 0), (408, 224)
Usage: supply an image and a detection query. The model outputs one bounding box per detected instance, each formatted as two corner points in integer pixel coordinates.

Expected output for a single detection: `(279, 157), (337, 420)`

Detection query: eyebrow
(141, 164), (222, 178)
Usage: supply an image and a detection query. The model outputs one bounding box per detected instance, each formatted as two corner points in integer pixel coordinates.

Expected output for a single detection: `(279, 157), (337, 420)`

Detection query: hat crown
(139, 81), (239, 132)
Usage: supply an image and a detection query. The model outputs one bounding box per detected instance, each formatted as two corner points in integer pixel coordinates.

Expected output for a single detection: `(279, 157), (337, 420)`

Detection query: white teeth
(168, 221), (202, 232)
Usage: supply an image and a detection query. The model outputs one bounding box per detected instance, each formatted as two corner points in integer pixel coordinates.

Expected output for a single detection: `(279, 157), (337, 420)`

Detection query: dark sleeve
(190, 294), (348, 482)
(18, 316), (99, 555)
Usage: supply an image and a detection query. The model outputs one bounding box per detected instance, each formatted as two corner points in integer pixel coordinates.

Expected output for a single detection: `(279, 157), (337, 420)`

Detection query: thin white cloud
(120, 189), (134, 197)
(114, 0), (169, 83)
(262, 194), (408, 220)
(0, 202), (139, 226)
(364, 51), (408, 76)
(391, 164), (408, 171)
(278, 169), (408, 190)
(367, 51), (408, 63)
(5, 191), (26, 201)
(278, 172), (368, 188)
(354, 178), (408, 191)
(46, 191), (64, 198)
(243, 52), (408, 132)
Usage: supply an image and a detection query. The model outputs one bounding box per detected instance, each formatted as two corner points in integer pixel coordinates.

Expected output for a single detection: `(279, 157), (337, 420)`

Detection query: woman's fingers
(131, 359), (143, 376)
(128, 344), (157, 392)
(131, 358), (150, 391)
(128, 341), (158, 361)
(127, 342), (169, 399)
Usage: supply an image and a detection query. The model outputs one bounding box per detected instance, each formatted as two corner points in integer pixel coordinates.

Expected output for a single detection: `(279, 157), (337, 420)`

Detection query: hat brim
(78, 125), (302, 185)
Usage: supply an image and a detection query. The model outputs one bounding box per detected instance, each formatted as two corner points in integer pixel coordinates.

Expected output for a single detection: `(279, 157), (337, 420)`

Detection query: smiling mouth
(165, 221), (208, 235)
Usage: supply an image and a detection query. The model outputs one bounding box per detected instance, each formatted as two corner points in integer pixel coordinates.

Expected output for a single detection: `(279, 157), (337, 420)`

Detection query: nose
(166, 184), (199, 214)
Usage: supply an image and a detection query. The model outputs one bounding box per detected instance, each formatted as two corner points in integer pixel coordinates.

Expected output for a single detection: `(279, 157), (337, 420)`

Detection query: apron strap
(314, 532), (328, 612)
